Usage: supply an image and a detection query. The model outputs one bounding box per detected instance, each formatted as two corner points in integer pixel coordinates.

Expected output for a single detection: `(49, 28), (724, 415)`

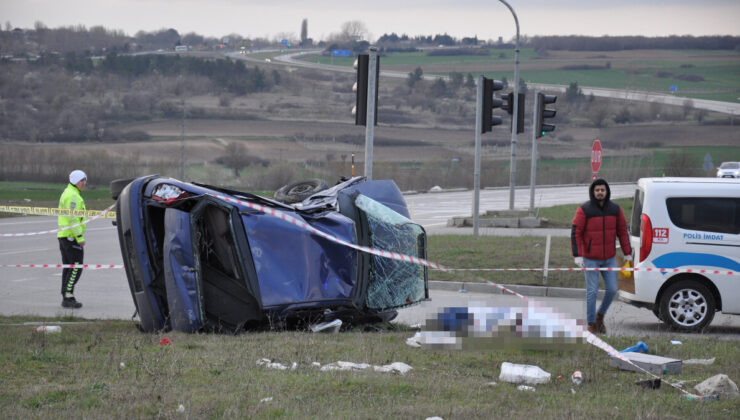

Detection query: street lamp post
(498, 0), (520, 210)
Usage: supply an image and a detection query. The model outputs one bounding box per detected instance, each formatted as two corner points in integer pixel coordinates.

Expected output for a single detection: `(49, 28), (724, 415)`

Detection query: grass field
(304, 48), (740, 102)
(0, 316), (737, 418)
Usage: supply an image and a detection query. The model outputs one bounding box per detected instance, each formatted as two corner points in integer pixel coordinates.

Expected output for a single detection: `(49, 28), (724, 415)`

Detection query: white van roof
(639, 177), (740, 186)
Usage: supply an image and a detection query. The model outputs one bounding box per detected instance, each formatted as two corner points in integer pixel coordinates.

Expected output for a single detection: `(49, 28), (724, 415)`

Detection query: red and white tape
(0, 193), (709, 396)
(0, 203), (116, 237)
(0, 264), (124, 269)
(447, 266), (737, 276)
(210, 193), (699, 397)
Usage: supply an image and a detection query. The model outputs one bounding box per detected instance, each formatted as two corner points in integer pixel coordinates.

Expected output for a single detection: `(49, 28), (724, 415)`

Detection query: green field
(302, 48), (740, 102)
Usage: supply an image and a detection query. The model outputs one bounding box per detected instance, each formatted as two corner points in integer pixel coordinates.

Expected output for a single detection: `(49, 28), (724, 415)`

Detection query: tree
(300, 19), (308, 45)
(338, 21), (369, 43)
(449, 72), (464, 90)
(588, 104), (611, 128)
(217, 142), (250, 176)
(464, 73), (475, 88)
(407, 66), (423, 87)
(564, 82), (584, 103)
(429, 78), (447, 98)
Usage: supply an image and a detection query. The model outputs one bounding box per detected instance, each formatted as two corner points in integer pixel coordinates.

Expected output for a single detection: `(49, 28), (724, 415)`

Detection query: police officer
(58, 170), (87, 308)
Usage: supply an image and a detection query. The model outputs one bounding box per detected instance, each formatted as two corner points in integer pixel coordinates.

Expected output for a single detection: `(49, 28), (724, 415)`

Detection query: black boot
(62, 296), (82, 309)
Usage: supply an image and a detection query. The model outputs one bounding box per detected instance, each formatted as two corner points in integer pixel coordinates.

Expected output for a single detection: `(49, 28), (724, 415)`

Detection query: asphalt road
(2, 185), (738, 339)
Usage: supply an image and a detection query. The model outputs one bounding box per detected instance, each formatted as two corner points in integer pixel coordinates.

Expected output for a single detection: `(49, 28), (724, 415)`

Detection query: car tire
(659, 280), (715, 331)
(110, 178), (136, 200)
(274, 178), (328, 204)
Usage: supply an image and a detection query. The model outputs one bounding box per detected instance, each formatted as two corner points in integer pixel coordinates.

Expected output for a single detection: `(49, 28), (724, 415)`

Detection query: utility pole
(364, 46), (378, 179)
(473, 76), (483, 235)
(180, 99), (185, 180)
(498, 0), (521, 210)
(529, 93), (539, 214)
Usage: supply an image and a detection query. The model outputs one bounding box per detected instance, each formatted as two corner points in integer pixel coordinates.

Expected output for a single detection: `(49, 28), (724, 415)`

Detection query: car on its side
(716, 161), (740, 178)
(111, 175), (428, 333)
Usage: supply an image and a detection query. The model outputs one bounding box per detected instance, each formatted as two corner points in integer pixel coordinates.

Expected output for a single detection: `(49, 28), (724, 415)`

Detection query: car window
(720, 162), (739, 169)
(666, 197), (740, 234)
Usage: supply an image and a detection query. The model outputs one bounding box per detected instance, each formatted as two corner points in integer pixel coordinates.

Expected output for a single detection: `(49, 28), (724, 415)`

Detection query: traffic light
(502, 92), (525, 134)
(352, 54), (379, 126)
(536, 93), (557, 138)
(481, 77), (504, 133)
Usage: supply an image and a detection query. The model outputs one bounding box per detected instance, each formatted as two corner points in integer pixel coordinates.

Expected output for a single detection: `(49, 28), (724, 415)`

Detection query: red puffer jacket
(571, 181), (632, 260)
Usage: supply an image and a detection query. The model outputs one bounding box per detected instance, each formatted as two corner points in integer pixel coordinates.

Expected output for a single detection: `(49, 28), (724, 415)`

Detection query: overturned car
(112, 175), (428, 333)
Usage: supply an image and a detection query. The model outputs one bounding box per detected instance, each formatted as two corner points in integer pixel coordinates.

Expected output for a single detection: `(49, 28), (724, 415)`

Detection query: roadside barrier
(0, 205), (116, 218)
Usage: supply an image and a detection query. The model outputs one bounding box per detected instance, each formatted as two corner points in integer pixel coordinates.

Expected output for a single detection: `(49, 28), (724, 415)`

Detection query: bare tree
(338, 21), (369, 42)
(217, 142), (250, 177)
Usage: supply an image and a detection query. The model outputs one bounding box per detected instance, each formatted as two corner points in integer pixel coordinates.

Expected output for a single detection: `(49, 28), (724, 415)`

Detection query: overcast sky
(3, 0), (739, 41)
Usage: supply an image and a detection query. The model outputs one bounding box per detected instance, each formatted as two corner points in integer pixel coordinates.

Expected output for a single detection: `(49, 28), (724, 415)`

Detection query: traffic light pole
(529, 92), (540, 214)
(364, 47), (378, 179)
(473, 76), (483, 236)
(498, 0), (520, 210)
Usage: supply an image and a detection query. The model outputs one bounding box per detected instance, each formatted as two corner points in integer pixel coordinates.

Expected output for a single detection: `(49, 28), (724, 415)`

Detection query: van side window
(630, 189), (644, 236)
(666, 197), (740, 234)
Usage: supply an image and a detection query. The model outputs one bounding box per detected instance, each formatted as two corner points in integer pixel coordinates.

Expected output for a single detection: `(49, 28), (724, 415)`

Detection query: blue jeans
(584, 257), (617, 324)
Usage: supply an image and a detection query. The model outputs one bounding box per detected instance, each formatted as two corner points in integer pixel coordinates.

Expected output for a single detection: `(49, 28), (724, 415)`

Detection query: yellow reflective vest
(57, 184), (86, 243)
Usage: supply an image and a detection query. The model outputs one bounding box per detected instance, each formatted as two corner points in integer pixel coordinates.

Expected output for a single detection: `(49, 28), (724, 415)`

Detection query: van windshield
(630, 188), (643, 236)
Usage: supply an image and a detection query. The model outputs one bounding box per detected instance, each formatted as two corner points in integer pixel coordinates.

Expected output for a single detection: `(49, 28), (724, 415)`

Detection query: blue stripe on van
(652, 252), (740, 273)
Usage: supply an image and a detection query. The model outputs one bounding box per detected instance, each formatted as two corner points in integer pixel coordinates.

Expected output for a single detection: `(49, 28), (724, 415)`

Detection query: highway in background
(230, 50), (740, 116)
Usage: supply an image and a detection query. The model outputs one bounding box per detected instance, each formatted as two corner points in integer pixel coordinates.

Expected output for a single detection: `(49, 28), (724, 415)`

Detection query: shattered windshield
(355, 194), (427, 310)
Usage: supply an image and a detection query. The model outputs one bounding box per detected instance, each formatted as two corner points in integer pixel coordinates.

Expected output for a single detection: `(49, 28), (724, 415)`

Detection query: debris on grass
(635, 378), (661, 389)
(694, 374), (739, 399)
(517, 385), (536, 392)
(684, 357), (715, 365)
(256, 358), (297, 371)
(499, 362), (551, 385)
(310, 319), (342, 333)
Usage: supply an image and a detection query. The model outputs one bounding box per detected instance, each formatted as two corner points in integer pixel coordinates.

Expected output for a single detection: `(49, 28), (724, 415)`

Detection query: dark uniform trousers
(59, 237), (84, 296)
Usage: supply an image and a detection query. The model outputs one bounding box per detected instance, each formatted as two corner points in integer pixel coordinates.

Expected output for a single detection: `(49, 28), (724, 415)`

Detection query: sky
(3, 0), (739, 42)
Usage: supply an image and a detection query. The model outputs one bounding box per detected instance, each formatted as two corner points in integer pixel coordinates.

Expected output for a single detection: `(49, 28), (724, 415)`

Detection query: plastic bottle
(499, 362), (551, 385)
(34, 325), (61, 333)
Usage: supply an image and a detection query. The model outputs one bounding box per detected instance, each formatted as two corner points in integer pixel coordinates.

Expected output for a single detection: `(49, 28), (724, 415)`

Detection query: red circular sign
(591, 140), (603, 173)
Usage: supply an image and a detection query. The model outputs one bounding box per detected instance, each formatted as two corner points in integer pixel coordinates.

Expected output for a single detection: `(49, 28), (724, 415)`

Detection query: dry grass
(1, 317), (737, 419)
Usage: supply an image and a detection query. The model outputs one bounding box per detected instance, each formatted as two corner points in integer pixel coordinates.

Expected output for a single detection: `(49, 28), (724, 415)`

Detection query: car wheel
(274, 178), (328, 204)
(110, 178), (135, 200)
(659, 280), (715, 331)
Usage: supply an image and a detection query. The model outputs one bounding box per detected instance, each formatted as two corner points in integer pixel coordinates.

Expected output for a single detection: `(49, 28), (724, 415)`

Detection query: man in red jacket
(571, 178), (632, 335)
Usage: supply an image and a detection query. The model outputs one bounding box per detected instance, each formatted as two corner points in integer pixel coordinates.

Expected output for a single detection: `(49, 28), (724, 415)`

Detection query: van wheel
(274, 179), (328, 204)
(659, 280), (715, 331)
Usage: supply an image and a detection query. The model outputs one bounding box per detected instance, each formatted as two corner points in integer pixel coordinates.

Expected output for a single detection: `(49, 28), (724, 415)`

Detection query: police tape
(443, 266), (738, 276)
(0, 205), (117, 218)
(0, 203), (116, 237)
(208, 193), (700, 397)
(0, 193), (706, 397)
(0, 264), (124, 269)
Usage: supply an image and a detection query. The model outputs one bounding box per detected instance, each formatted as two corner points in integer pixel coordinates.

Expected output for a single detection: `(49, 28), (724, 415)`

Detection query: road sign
(332, 49), (351, 57)
(591, 140), (603, 173)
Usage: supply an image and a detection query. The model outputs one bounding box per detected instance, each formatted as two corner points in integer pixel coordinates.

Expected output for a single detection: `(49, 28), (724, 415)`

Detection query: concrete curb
(429, 280), (605, 299)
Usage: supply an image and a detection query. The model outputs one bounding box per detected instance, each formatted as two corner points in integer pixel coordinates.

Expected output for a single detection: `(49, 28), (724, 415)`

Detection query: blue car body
(114, 176), (428, 332)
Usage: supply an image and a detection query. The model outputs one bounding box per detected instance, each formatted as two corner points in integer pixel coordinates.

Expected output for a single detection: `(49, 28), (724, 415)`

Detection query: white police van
(618, 177), (740, 331)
